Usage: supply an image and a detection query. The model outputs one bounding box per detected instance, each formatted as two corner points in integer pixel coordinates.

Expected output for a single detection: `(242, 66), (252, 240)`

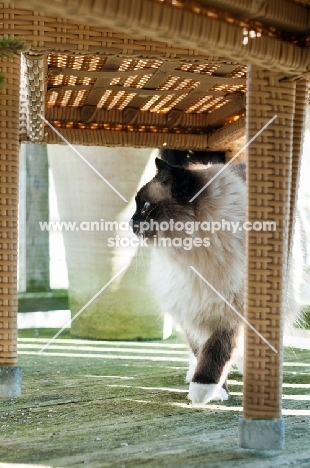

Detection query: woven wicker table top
(4, 0), (309, 149)
(22, 52), (247, 150)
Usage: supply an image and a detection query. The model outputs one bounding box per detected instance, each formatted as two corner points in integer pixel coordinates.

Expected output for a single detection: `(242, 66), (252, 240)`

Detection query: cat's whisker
(145, 205), (158, 222)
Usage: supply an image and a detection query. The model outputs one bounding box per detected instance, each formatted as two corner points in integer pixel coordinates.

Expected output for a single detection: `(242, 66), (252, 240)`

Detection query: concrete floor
(0, 333), (310, 468)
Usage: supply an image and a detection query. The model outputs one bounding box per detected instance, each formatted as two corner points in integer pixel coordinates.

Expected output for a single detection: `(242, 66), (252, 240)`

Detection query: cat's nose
(130, 218), (140, 235)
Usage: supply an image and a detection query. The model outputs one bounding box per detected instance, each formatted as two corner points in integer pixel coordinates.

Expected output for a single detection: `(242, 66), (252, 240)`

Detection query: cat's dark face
(130, 158), (201, 238)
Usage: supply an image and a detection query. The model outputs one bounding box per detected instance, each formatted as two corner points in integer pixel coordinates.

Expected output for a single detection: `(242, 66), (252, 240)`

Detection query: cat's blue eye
(141, 201), (151, 214)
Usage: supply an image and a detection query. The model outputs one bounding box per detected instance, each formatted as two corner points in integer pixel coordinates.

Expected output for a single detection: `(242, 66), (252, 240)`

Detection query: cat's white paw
(188, 382), (228, 404)
(185, 353), (197, 383)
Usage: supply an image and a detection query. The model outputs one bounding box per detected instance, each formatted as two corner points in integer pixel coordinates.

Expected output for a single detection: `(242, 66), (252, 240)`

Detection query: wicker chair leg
(0, 57), (22, 397)
(239, 66), (296, 450)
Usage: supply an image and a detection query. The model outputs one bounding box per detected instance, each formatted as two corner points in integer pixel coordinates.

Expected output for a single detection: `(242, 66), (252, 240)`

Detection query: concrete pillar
(25, 144), (50, 292)
(49, 146), (166, 340)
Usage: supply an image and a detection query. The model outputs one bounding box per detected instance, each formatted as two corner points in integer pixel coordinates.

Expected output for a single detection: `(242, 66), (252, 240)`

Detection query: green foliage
(0, 37), (25, 58)
(0, 37), (25, 89)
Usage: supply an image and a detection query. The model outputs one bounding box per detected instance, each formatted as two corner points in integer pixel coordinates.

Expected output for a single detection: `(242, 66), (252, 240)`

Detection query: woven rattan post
(0, 56), (22, 397)
(239, 66), (296, 450)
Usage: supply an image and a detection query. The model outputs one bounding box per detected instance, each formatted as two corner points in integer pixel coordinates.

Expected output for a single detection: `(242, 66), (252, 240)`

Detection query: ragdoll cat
(130, 157), (302, 405)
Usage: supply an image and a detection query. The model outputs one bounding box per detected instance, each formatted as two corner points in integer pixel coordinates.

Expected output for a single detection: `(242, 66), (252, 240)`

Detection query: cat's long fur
(131, 157), (302, 404)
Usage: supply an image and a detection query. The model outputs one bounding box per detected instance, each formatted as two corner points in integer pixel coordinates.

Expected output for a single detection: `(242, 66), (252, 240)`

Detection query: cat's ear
(155, 157), (173, 173)
(155, 157), (175, 184)
(155, 157), (200, 203)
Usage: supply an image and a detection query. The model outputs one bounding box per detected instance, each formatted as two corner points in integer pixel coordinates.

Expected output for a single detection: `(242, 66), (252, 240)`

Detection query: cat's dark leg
(188, 327), (238, 404)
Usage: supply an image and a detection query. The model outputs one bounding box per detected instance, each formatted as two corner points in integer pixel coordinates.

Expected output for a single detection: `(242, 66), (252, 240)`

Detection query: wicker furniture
(1, 0), (309, 449)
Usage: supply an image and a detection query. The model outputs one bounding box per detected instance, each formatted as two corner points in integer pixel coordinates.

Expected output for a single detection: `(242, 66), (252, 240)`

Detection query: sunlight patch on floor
(18, 343), (189, 355)
(18, 337), (188, 348)
(107, 384), (188, 393)
(0, 464), (53, 468)
(18, 350), (189, 362)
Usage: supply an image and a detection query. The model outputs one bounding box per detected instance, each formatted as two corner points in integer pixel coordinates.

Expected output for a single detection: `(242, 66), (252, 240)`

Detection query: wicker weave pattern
(243, 66), (295, 419)
(44, 97), (245, 128)
(44, 127), (208, 149)
(10, 0), (310, 75)
(37, 52), (246, 149)
(225, 135), (246, 161)
(0, 57), (20, 365)
(20, 58), (28, 139)
(201, 0), (310, 32)
(208, 115), (245, 148)
(1, 3), (215, 59)
(6, 1), (308, 149)
(24, 54), (46, 142)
